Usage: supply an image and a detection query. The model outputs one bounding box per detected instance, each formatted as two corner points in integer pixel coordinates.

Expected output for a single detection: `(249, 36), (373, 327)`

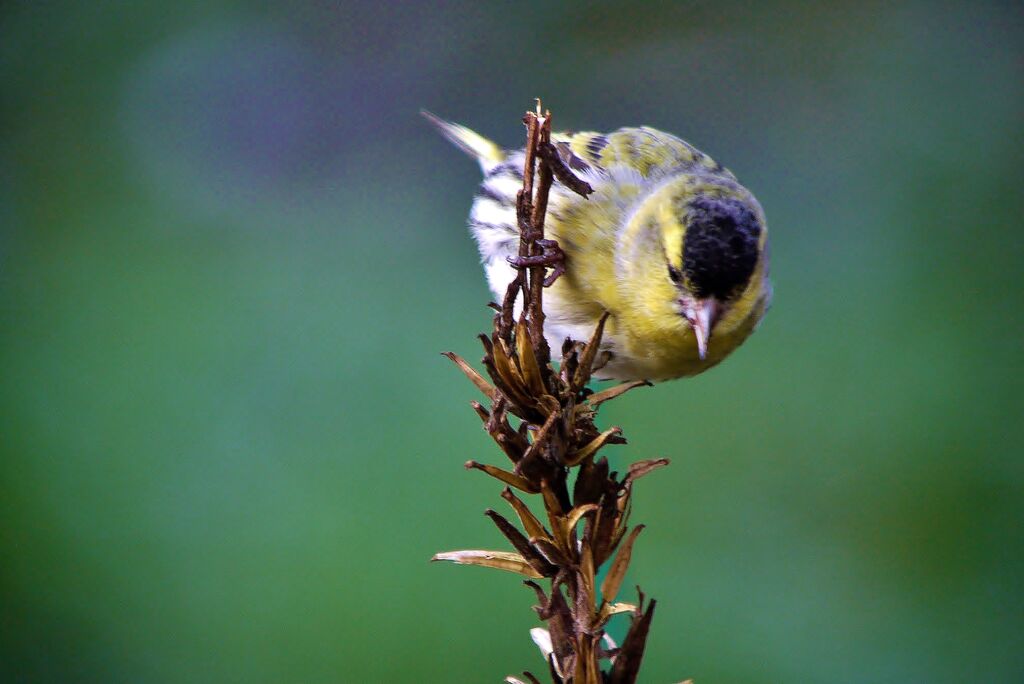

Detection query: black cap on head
(682, 196), (761, 300)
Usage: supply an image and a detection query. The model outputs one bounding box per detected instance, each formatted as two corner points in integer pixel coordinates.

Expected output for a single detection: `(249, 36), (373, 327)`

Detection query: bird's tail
(421, 110), (505, 174)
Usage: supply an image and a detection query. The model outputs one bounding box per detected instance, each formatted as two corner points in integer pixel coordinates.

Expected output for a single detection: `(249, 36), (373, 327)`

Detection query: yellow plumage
(426, 113), (772, 381)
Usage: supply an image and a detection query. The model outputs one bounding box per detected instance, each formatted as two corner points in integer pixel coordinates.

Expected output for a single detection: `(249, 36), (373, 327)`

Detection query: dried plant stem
(435, 103), (673, 684)
(525, 112), (553, 363)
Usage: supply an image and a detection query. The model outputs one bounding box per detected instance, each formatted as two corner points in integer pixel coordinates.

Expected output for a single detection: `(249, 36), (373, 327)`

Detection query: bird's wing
(554, 127), (731, 180)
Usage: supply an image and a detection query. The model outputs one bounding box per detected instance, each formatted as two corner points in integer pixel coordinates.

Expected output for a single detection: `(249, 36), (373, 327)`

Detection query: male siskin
(427, 113), (772, 382)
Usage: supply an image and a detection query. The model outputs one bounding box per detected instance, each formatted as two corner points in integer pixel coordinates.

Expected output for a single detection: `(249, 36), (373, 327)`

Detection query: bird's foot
(508, 238), (565, 286)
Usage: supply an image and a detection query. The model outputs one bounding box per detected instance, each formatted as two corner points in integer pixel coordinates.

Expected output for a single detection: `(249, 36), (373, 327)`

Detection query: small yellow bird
(426, 112), (772, 381)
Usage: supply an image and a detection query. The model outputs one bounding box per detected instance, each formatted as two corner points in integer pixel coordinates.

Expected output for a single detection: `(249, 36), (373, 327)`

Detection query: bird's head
(660, 190), (767, 360)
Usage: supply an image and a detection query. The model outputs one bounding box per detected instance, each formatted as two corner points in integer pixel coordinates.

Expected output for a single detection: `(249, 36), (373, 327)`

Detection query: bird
(424, 111), (772, 382)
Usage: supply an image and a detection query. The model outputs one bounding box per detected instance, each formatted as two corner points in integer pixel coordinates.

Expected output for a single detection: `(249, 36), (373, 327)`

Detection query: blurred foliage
(1, 1), (1022, 682)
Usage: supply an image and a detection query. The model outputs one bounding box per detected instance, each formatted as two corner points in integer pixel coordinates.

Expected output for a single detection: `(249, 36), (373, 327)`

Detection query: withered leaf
(593, 485), (622, 566)
(507, 673), (543, 684)
(518, 408), (560, 469)
(546, 585), (575, 665)
(491, 374), (535, 418)
(501, 487), (550, 540)
(573, 312), (610, 388)
(606, 493), (634, 558)
(548, 654), (565, 683)
(573, 636), (598, 683)
(531, 536), (570, 567)
(486, 404), (532, 464)
(608, 599), (656, 684)
(601, 525), (645, 604)
(515, 318), (546, 395)
(601, 602), (638, 620)
(470, 400), (490, 423)
(574, 546), (596, 633)
(565, 427), (623, 467)
(431, 550), (544, 578)
(536, 393), (560, 418)
(564, 503), (598, 535)
(625, 457), (670, 484)
(466, 460), (539, 493)
(523, 579), (550, 616)
(540, 482), (570, 552)
(587, 380), (652, 408)
(573, 456), (609, 507)
(486, 509), (557, 577)
(492, 338), (524, 388)
(493, 431), (526, 465)
(478, 332), (494, 356)
(442, 351), (496, 398)
(529, 627), (554, 663)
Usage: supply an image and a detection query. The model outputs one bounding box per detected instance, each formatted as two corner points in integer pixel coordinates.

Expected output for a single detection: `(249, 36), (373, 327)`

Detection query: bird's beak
(684, 299), (717, 360)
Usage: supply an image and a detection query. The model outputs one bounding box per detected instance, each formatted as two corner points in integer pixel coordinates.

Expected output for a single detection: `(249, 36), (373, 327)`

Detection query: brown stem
(435, 102), (666, 684)
(527, 114), (554, 370)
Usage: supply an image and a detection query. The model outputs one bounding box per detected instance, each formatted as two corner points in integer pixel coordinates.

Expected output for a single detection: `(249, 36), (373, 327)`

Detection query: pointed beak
(684, 299), (717, 360)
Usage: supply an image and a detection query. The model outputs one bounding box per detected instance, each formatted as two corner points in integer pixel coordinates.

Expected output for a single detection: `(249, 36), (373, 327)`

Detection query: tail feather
(421, 110), (505, 173)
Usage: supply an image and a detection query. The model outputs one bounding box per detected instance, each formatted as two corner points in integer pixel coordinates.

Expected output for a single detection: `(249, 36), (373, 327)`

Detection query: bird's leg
(508, 237), (565, 287)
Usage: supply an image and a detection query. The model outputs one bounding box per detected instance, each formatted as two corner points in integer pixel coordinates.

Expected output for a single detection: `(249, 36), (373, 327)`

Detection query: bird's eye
(668, 265), (683, 283)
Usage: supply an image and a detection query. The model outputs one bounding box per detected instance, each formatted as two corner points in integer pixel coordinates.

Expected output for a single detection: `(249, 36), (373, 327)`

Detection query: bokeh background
(2, 1), (1022, 682)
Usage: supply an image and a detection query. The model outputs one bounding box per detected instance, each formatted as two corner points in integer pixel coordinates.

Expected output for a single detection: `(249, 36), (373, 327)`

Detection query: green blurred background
(2, 1), (1022, 681)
